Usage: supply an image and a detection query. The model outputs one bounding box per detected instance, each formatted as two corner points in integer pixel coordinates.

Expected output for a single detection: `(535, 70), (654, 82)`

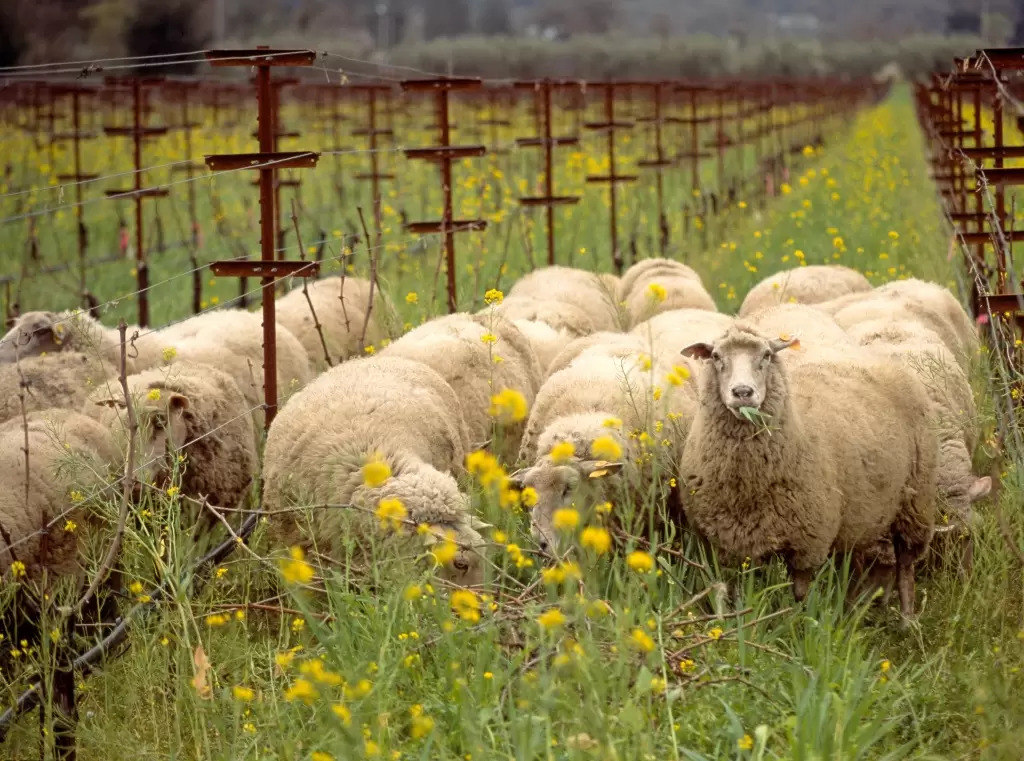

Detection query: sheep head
(682, 325), (797, 419)
(0, 310), (64, 362)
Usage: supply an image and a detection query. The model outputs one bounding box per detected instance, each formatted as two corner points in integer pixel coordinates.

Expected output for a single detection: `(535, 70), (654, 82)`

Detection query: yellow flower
(480, 332), (498, 345)
(880, 659), (891, 673)
(488, 388), (528, 423)
(626, 551), (654, 573)
(331, 702), (352, 725)
(552, 508), (580, 532)
(520, 487), (538, 507)
(364, 345), (376, 354)
(405, 291), (419, 304)
(451, 589), (481, 622)
(549, 440), (575, 464)
(602, 417), (622, 428)
(69, 490), (84, 503)
(375, 498), (407, 532)
(484, 288), (504, 305)
(737, 734), (754, 751)
(537, 608), (566, 630)
(10, 560), (26, 578)
(403, 584), (423, 601)
(206, 613), (229, 626)
(363, 456), (391, 487)
(708, 626), (723, 640)
(161, 347), (177, 362)
(283, 678), (318, 704)
(166, 485), (180, 497)
(580, 526), (611, 554)
(888, 230), (899, 240)
(280, 546), (314, 585)
(129, 581), (144, 595)
(232, 686), (255, 702)
(312, 752), (334, 761)
(364, 739), (381, 757)
(647, 282), (667, 302)
(430, 531), (458, 566)
(63, 520), (77, 532)
(590, 435), (622, 461)
(629, 628), (655, 652)
(410, 710), (435, 739)
(147, 388), (162, 401)
(666, 364), (690, 386)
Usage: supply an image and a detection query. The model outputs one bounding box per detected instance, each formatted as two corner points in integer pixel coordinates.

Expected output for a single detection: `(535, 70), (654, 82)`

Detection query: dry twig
(290, 199), (332, 367)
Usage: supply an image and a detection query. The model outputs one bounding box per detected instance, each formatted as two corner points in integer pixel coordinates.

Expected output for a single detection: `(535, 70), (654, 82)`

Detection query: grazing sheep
(629, 309), (735, 371)
(0, 409), (120, 579)
(738, 264), (871, 317)
(86, 362), (257, 513)
(510, 318), (577, 376)
(618, 257), (703, 299)
(545, 332), (648, 378)
(262, 355), (487, 585)
(0, 310), (140, 373)
(276, 276), (400, 369)
(380, 312), (542, 454)
(826, 278), (979, 369)
(679, 322), (937, 618)
(744, 303), (855, 366)
(0, 351), (116, 426)
(506, 266), (620, 332)
(622, 274), (717, 327)
(514, 349), (697, 550)
(490, 296), (597, 337)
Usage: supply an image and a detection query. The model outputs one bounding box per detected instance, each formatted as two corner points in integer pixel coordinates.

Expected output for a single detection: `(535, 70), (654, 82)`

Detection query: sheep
(380, 312), (542, 456)
(738, 264), (871, 317)
(847, 318), (990, 562)
(622, 274), (717, 327)
(545, 331), (649, 378)
(85, 362), (257, 514)
(490, 295), (597, 337)
(629, 309), (735, 364)
(0, 310), (141, 372)
(0, 409), (120, 579)
(0, 351), (116, 426)
(510, 318), (577, 376)
(679, 322), (938, 618)
(743, 303), (855, 366)
(506, 265), (621, 332)
(514, 349), (698, 550)
(276, 276), (400, 369)
(618, 257), (703, 299)
(825, 278), (979, 369)
(262, 355), (487, 585)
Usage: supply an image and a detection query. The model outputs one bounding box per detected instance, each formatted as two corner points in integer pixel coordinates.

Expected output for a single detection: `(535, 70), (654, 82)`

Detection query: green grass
(2, 84), (1024, 761)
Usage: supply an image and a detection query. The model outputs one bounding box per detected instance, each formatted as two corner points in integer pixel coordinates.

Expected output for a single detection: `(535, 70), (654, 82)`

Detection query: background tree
(124, 0), (210, 73)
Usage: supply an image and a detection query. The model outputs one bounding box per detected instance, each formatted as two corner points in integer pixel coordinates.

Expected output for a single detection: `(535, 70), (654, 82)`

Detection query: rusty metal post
(205, 47), (321, 432)
(353, 84), (396, 242)
(637, 82), (677, 253)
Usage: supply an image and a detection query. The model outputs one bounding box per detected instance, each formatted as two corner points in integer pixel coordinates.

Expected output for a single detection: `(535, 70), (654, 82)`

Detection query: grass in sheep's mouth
(738, 405), (774, 437)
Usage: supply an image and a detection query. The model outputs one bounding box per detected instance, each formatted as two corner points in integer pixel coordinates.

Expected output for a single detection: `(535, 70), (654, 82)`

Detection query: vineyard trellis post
(636, 81), (677, 253)
(166, 80), (206, 313)
(352, 84), (396, 244)
(204, 47), (321, 432)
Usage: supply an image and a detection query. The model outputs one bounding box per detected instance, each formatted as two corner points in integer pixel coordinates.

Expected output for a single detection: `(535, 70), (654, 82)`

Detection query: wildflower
(147, 388), (162, 402)
(627, 551), (654, 573)
(332, 703), (352, 725)
(707, 627), (723, 640)
(649, 676), (667, 693)
(69, 490), (84, 503)
(580, 526), (611, 554)
(161, 347), (177, 362)
(737, 734), (754, 751)
(520, 487), (538, 507)
(375, 498), (407, 532)
(280, 546), (314, 585)
(166, 485), (180, 497)
(364, 740), (381, 757)
(206, 613), (229, 627)
(364, 345), (376, 354)
(410, 706), (435, 739)
(595, 501), (613, 514)
(549, 440), (575, 464)
(451, 589), (481, 622)
(552, 508), (580, 532)
(404, 584), (423, 601)
(291, 617), (305, 632)
(430, 531), (458, 566)
(880, 659), (891, 673)
(362, 456), (391, 487)
(215, 566), (228, 579)
(629, 628), (655, 652)
(242, 722), (255, 733)
(488, 388), (528, 423)
(647, 283), (667, 302)
(312, 753), (334, 761)
(590, 435), (622, 461)
(484, 288), (504, 305)
(232, 686), (255, 702)
(62, 518), (77, 533)
(666, 365), (690, 386)
(602, 416), (622, 428)
(300, 658), (343, 686)
(537, 608), (566, 630)
(483, 671), (493, 680)
(129, 581), (144, 595)
(405, 292), (419, 304)
(480, 332), (498, 345)
(888, 231), (899, 240)
(283, 678), (318, 704)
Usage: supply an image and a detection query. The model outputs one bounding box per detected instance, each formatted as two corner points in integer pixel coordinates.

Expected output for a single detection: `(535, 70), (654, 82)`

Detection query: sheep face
(95, 389), (190, 488)
(0, 311), (62, 362)
(682, 329), (796, 418)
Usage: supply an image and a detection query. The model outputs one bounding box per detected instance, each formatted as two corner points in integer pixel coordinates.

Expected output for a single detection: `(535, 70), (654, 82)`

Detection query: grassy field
(2, 84), (1024, 760)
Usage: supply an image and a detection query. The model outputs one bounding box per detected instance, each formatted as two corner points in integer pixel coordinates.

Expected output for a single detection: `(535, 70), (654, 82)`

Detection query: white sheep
(545, 331), (649, 379)
(490, 295), (597, 337)
(0, 351), (116, 426)
(0, 310), (141, 373)
(618, 257), (703, 299)
(629, 308), (735, 369)
(276, 276), (400, 369)
(262, 355), (488, 585)
(380, 312), (542, 455)
(679, 322), (938, 618)
(743, 302), (855, 366)
(738, 264), (871, 317)
(622, 274), (717, 327)
(505, 265), (621, 332)
(510, 318), (577, 376)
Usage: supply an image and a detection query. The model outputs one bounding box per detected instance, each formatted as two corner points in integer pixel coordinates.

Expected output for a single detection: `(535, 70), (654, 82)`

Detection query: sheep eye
(762, 351), (772, 361)
(711, 351), (721, 362)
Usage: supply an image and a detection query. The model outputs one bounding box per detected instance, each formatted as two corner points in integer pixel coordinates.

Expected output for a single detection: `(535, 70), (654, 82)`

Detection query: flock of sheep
(0, 257), (991, 626)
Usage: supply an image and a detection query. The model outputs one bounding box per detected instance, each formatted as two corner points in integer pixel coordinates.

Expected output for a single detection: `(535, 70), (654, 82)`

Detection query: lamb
(380, 312), (542, 454)
(85, 362), (257, 514)
(622, 274), (717, 327)
(0, 409), (120, 579)
(618, 257), (704, 299)
(509, 318), (577, 376)
(0, 310), (141, 373)
(261, 355), (487, 585)
(276, 276), (400, 369)
(514, 348), (697, 551)
(0, 351), (116, 426)
(490, 296), (597, 337)
(679, 322), (937, 618)
(505, 265), (621, 332)
(738, 264), (871, 317)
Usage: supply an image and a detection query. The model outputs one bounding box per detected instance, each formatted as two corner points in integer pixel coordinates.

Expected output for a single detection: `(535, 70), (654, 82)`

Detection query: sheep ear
(581, 460), (624, 478)
(168, 393), (190, 413)
(769, 336), (798, 354)
(968, 476), (992, 502)
(681, 342), (713, 360)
